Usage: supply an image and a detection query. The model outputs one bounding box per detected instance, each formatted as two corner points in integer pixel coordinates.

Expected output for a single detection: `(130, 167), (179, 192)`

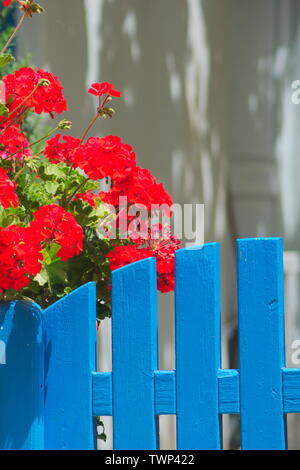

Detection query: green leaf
(44, 164), (65, 179)
(0, 103), (8, 117)
(34, 269), (49, 287)
(0, 52), (15, 68)
(64, 286), (73, 296)
(45, 181), (59, 195)
(42, 244), (60, 265)
(46, 261), (68, 285)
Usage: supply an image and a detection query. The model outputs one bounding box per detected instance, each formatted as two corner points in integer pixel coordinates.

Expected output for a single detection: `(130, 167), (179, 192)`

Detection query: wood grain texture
(175, 244), (222, 450)
(112, 258), (158, 450)
(43, 283), (96, 450)
(237, 238), (287, 450)
(0, 301), (44, 450)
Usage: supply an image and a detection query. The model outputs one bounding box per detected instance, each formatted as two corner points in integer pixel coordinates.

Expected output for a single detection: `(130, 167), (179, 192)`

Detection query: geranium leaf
(34, 269), (49, 287)
(0, 104), (9, 117)
(45, 181), (59, 195)
(0, 52), (15, 68)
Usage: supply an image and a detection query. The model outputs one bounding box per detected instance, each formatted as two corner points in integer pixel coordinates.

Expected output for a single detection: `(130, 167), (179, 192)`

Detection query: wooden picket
(111, 258), (158, 450)
(0, 301), (44, 450)
(175, 244), (221, 449)
(2, 237), (300, 449)
(237, 238), (287, 450)
(43, 282), (96, 450)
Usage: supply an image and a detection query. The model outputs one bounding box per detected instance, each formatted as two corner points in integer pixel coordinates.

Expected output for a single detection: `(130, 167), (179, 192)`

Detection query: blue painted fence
(0, 237), (299, 450)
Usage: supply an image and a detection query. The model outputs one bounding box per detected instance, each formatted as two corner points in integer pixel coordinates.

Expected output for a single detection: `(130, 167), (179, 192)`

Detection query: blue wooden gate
(1, 237), (300, 449)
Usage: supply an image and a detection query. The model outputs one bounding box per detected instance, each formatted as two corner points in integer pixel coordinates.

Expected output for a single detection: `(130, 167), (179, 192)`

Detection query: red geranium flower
(145, 225), (181, 292)
(0, 168), (19, 209)
(99, 166), (173, 216)
(44, 134), (80, 164)
(72, 135), (136, 180)
(107, 245), (152, 271)
(0, 225), (43, 292)
(107, 225), (181, 293)
(3, 0), (24, 5)
(0, 124), (32, 161)
(3, 67), (68, 117)
(88, 82), (121, 98)
(74, 192), (101, 208)
(30, 204), (84, 262)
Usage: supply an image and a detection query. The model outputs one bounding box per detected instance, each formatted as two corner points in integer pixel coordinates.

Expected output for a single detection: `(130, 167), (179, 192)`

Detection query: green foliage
(96, 417), (107, 442)
(7, 153), (113, 319)
(0, 52), (15, 68)
(0, 103), (9, 116)
(0, 5), (15, 54)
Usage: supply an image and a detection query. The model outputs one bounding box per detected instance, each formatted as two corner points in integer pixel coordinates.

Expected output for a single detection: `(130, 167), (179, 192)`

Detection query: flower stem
(0, 82), (43, 136)
(65, 178), (90, 206)
(8, 82), (40, 118)
(80, 111), (100, 144)
(0, 106), (30, 136)
(9, 125), (59, 165)
(0, 12), (27, 56)
(80, 95), (111, 144)
(14, 145), (45, 179)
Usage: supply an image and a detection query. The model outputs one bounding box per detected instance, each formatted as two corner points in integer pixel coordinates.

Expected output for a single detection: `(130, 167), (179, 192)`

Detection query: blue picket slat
(112, 257), (158, 450)
(0, 237), (298, 450)
(0, 301), (44, 450)
(43, 282), (96, 450)
(237, 238), (287, 450)
(175, 244), (222, 450)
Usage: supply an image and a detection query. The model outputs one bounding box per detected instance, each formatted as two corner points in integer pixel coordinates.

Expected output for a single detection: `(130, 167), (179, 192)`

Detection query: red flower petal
(30, 204), (84, 262)
(0, 168), (19, 209)
(88, 81), (121, 98)
(2, 67), (67, 117)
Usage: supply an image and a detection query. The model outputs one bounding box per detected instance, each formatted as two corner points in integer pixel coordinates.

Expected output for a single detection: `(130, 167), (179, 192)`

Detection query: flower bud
(106, 107), (115, 118)
(38, 78), (50, 87)
(58, 119), (72, 130)
(29, 2), (44, 14)
(98, 107), (115, 118)
(20, 1), (45, 17)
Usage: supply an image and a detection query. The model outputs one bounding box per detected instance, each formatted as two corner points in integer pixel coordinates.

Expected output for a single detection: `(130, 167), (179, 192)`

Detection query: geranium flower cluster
(0, 204), (84, 292)
(45, 134), (136, 180)
(31, 205), (83, 262)
(3, 66), (67, 117)
(107, 225), (181, 293)
(0, 225), (42, 291)
(0, 6), (180, 304)
(0, 125), (32, 161)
